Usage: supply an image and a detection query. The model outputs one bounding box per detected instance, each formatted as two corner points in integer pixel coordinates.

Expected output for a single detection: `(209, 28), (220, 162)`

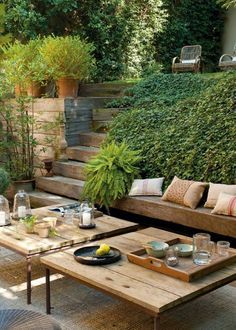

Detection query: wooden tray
(127, 237), (236, 282)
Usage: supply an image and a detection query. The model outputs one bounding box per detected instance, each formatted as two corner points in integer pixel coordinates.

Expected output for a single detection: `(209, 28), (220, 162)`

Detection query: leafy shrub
(107, 72), (236, 186)
(107, 73), (217, 109)
(82, 142), (140, 209)
(0, 167), (10, 194)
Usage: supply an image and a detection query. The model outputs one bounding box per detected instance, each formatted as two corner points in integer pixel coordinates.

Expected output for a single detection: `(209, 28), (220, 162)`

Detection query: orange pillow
(162, 176), (207, 209)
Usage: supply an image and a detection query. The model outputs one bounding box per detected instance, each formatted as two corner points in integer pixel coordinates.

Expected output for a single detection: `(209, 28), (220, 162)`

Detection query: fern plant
(82, 142), (140, 210)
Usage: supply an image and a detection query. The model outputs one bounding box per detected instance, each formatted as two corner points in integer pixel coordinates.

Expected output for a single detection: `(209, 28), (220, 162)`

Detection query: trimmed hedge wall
(107, 72), (236, 186)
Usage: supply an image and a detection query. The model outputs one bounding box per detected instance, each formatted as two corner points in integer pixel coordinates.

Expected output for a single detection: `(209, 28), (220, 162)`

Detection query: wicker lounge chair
(172, 45), (202, 73)
(219, 44), (236, 70)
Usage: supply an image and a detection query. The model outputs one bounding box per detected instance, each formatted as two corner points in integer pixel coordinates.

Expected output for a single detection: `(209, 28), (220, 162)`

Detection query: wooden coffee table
(41, 227), (236, 330)
(0, 206), (138, 304)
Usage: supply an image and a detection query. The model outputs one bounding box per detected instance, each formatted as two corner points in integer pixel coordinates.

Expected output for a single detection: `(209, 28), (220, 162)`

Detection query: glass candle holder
(0, 195), (11, 225)
(79, 200), (95, 229)
(13, 190), (32, 220)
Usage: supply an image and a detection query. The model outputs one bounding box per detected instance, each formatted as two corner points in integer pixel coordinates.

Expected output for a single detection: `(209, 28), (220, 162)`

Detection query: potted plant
(20, 215), (37, 234)
(40, 35), (95, 98)
(82, 141), (140, 212)
(1, 38), (47, 97)
(0, 79), (41, 198)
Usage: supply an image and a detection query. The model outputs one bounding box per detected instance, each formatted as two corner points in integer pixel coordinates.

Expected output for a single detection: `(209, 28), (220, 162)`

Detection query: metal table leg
(26, 256), (32, 304)
(154, 315), (161, 330)
(46, 268), (51, 314)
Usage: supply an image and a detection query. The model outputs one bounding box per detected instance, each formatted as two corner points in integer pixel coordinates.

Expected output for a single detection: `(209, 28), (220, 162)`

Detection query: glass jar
(79, 200), (95, 228)
(12, 190), (32, 220)
(0, 195), (11, 225)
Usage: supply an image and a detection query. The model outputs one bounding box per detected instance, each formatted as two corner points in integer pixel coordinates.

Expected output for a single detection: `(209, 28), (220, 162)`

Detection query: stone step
(92, 120), (110, 133)
(53, 160), (86, 180)
(36, 176), (84, 199)
(66, 145), (99, 162)
(92, 108), (121, 121)
(29, 191), (76, 208)
(78, 132), (106, 147)
(78, 83), (134, 97)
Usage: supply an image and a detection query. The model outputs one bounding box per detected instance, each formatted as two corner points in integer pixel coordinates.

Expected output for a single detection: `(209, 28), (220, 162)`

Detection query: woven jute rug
(0, 248), (235, 330)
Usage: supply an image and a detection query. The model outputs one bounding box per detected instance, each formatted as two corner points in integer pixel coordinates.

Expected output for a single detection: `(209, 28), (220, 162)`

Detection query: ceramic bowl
(143, 241), (169, 258)
(172, 243), (193, 257)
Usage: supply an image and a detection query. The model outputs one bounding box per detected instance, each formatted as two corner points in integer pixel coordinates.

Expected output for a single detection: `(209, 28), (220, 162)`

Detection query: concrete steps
(67, 145), (100, 162)
(36, 176), (84, 200)
(78, 82), (133, 97)
(53, 160), (86, 181)
(79, 132), (106, 148)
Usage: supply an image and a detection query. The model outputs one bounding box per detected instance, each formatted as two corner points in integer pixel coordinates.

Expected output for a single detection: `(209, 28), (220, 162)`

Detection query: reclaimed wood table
(41, 227), (236, 330)
(0, 206), (138, 305)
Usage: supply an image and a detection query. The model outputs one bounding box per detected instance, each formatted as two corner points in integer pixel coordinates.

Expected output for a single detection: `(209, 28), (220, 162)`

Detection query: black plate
(73, 245), (121, 265)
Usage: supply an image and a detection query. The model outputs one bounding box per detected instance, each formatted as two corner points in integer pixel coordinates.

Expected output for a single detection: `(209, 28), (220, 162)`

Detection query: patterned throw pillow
(211, 192), (236, 216)
(204, 183), (236, 208)
(128, 178), (164, 196)
(162, 176), (207, 209)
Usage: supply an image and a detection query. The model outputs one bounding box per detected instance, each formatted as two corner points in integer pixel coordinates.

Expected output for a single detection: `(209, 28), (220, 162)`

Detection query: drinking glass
(193, 233), (213, 265)
(217, 241), (230, 257)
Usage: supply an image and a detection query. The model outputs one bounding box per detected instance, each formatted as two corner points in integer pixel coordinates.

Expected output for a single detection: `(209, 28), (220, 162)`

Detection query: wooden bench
(114, 196), (236, 239)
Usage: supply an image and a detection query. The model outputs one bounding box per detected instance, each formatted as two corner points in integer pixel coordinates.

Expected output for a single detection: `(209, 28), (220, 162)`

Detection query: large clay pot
(6, 179), (35, 202)
(56, 77), (79, 98)
(15, 85), (27, 97)
(27, 82), (43, 98)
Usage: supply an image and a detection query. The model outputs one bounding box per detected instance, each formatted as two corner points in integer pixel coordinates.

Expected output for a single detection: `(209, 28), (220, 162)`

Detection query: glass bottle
(13, 190), (32, 220)
(79, 200), (95, 228)
(0, 195), (11, 225)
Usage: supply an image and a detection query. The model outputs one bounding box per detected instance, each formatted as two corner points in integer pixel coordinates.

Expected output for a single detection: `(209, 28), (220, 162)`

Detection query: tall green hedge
(107, 72), (236, 185)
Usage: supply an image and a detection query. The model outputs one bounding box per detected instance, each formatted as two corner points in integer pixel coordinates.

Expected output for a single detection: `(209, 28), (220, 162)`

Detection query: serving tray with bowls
(127, 237), (236, 282)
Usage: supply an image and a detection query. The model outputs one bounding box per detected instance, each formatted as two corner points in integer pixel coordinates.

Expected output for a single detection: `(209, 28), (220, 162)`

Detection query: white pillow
(181, 59), (195, 64)
(204, 183), (236, 208)
(211, 192), (236, 216)
(129, 178), (164, 196)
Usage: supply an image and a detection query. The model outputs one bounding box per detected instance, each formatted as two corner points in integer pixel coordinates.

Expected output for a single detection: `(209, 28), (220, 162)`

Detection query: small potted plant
(20, 215), (37, 234)
(40, 35), (95, 98)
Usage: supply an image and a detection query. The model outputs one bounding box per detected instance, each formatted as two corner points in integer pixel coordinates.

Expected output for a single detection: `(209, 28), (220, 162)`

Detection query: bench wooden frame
(114, 196), (236, 239)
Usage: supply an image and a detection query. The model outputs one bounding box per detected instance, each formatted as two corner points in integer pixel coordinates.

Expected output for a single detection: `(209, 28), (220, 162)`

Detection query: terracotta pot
(56, 78), (79, 98)
(27, 82), (43, 98)
(6, 179), (35, 202)
(15, 85), (27, 97)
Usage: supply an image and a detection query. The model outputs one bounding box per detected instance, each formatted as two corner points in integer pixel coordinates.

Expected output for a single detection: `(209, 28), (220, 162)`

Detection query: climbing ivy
(107, 72), (236, 186)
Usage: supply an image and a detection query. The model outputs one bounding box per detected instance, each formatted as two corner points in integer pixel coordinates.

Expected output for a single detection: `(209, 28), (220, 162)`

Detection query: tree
(0, 4), (11, 46)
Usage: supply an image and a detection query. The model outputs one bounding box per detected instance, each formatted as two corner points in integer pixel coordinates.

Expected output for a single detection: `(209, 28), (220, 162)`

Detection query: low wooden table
(41, 227), (236, 329)
(0, 206), (138, 304)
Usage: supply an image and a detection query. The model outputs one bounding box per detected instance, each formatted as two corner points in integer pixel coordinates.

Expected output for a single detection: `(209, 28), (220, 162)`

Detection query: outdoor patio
(0, 246), (235, 330)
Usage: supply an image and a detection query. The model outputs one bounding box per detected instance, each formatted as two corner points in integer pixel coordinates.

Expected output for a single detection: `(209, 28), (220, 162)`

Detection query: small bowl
(172, 243), (193, 257)
(143, 241), (169, 258)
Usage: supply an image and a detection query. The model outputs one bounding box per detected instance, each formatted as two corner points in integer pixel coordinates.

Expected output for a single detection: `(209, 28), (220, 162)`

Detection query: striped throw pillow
(211, 192), (236, 217)
(129, 178), (164, 196)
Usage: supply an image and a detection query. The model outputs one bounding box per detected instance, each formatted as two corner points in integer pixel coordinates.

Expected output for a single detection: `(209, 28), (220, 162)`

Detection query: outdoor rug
(0, 248), (235, 330)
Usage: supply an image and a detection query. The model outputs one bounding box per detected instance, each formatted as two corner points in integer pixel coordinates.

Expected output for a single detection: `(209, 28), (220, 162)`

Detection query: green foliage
(107, 73), (217, 108)
(39, 35), (95, 80)
(82, 142), (140, 209)
(1, 38), (46, 88)
(0, 83), (38, 180)
(155, 0), (225, 72)
(107, 72), (236, 186)
(0, 4), (11, 47)
(0, 167), (10, 194)
(218, 0), (236, 8)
